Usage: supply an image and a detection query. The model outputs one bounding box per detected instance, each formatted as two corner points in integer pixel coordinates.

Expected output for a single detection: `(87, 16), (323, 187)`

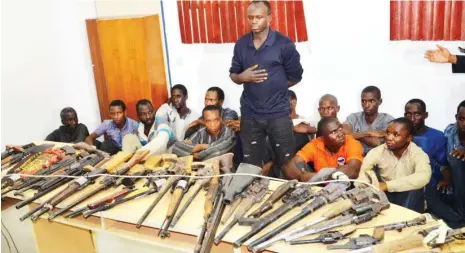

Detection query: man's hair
(136, 99), (153, 111)
(457, 100), (465, 114)
(202, 104), (221, 115)
(109, 99), (126, 111)
(60, 107), (77, 121)
(405, 98), (426, 112)
(249, 0), (271, 15)
(172, 84), (188, 97)
(317, 117), (339, 133)
(319, 94), (338, 105)
(289, 90), (297, 101)
(390, 117), (414, 135)
(362, 86), (381, 99)
(207, 87), (225, 101)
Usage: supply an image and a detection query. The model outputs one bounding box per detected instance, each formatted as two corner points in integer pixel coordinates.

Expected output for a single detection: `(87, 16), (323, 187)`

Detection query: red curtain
(391, 0), (465, 41)
(177, 0), (308, 44)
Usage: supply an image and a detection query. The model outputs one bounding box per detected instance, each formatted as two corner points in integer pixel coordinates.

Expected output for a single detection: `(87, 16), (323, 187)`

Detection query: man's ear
(336, 105), (340, 112)
(378, 98), (383, 106)
(219, 100), (224, 107)
(424, 112), (429, 119)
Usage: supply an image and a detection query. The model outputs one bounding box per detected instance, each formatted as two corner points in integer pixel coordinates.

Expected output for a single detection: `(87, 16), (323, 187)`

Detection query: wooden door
(86, 15), (168, 121)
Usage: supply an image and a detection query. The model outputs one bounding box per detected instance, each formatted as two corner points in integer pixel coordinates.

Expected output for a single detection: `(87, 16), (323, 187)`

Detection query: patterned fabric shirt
(155, 103), (200, 142)
(344, 112), (395, 154)
(172, 124), (236, 160)
(444, 123), (465, 153)
(136, 115), (174, 146)
(94, 117), (138, 148)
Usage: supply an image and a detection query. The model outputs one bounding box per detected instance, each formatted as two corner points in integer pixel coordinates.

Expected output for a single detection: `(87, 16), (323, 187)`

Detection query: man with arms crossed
(343, 86), (394, 155)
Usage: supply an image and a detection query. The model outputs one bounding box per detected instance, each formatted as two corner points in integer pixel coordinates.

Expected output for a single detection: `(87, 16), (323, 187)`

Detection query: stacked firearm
(2, 143), (464, 253)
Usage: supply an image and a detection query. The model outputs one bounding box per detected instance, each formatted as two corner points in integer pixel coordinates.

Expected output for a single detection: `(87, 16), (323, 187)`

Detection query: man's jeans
(425, 184), (465, 228)
(240, 116), (296, 177)
(386, 189), (424, 213)
(448, 154), (465, 217)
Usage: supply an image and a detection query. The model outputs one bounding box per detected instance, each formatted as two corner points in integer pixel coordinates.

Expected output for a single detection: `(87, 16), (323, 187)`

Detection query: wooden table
(2, 143), (465, 253)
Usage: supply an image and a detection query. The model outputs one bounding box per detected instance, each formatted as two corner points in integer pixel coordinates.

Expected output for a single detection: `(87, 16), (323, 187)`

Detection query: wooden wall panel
(285, 1), (297, 42)
(219, 1), (229, 43)
(198, 0), (207, 43)
(211, 0), (222, 43)
(391, 0), (465, 41)
(191, 0), (200, 43)
(180, 0), (308, 44)
(86, 15), (168, 121)
(227, 0), (238, 42)
(177, 1), (187, 43)
(295, 0), (308, 42)
(182, 1), (193, 44)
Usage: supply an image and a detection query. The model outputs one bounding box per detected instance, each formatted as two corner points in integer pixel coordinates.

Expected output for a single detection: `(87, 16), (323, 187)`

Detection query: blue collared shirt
(94, 117), (138, 148)
(444, 123), (465, 153)
(229, 28), (303, 120)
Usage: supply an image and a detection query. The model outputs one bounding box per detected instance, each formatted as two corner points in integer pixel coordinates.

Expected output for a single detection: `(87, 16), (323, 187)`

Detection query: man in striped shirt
(173, 105), (236, 161)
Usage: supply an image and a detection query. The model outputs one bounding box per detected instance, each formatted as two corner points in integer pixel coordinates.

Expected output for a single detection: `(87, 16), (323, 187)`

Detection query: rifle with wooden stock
(170, 162), (214, 228)
(136, 155), (193, 228)
(14, 154), (105, 210)
(19, 151), (132, 221)
(196, 162), (263, 253)
(46, 150), (149, 220)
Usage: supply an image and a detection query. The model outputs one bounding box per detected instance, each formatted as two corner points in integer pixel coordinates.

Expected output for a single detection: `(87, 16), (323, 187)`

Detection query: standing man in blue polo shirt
(229, 0), (303, 176)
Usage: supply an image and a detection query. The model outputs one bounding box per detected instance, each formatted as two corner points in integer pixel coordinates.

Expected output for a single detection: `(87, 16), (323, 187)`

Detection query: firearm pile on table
(2, 143), (464, 253)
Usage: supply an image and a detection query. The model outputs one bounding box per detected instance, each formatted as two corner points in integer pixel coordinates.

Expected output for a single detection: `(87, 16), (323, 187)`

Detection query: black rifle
(2, 155), (77, 196)
(233, 185), (315, 248)
(247, 179), (298, 218)
(289, 225), (356, 245)
(14, 154), (102, 210)
(1, 143), (36, 160)
(82, 185), (158, 218)
(196, 163), (263, 253)
(375, 215), (427, 232)
(214, 179), (269, 244)
(248, 182), (347, 251)
(327, 227), (384, 250)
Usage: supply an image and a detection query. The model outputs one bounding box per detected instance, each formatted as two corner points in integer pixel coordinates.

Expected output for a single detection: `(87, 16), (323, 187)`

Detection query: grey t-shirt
(344, 112), (395, 154)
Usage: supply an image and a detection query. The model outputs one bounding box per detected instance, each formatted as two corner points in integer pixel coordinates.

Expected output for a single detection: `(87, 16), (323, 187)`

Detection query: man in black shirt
(46, 107), (89, 143)
(229, 0), (303, 174)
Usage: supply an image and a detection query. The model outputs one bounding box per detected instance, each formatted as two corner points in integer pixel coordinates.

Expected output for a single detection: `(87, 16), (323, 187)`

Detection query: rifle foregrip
(325, 199), (352, 218)
(50, 183), (79, 206)
(168, 188), (184, 216)
(371, 234), (423, 253)
(87, 189), (131, 209)
(204, 184), (219, 219)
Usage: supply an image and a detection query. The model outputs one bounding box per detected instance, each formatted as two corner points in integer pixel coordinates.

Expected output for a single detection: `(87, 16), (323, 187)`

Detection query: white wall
(163, 0), (465, 131)
(1, 0), (168, 148)
(1, 0), (101, 147)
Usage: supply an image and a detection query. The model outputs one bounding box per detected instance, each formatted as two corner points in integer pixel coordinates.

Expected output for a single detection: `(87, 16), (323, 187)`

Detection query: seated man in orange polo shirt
(283, 117), (363, 181)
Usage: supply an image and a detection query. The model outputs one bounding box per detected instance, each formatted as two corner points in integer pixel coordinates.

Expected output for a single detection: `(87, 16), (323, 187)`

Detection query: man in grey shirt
(343, 86), (395, 155)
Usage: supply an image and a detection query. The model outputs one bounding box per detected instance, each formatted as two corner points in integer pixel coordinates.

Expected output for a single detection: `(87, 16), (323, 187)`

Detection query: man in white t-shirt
(155, 84), (200, 144)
